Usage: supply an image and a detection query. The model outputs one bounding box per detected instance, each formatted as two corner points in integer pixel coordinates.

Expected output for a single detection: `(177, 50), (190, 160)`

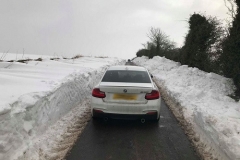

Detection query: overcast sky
(0, 0), (230, 59)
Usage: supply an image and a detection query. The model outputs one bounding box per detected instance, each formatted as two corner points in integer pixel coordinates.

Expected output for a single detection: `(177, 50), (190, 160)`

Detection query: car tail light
(145, 90), (160, 100)
(93, 109), (104, 113)
(92, 88), (106, 98)
(146, 111), (157, 115)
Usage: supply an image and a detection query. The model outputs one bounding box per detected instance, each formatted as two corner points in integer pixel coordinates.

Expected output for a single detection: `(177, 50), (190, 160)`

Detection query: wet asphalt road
(65, 100), (200, 160)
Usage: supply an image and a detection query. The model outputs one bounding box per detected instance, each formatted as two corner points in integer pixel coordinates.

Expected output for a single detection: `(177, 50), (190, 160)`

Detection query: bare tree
(147, 27), (175, 56)
(224, 0), (236, 19)
(142, 41), (154, 50)
(148, 27), (167, 49)
(223, 0), (237, 35)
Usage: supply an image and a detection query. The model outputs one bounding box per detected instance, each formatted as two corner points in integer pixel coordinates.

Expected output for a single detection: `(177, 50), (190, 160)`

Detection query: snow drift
(0, 54), (125, 160)
(133, 56), (240, 160)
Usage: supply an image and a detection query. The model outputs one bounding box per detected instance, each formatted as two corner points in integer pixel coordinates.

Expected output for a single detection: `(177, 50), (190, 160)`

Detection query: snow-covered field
(0, 53), (239, 160)
(133, 56), (240, 160)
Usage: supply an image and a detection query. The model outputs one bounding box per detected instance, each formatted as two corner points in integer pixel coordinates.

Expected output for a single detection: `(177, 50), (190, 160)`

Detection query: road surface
(65, 99), (200, 160)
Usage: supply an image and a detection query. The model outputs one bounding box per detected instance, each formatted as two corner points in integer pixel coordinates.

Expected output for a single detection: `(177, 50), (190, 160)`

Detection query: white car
(91, 65), (161, 123)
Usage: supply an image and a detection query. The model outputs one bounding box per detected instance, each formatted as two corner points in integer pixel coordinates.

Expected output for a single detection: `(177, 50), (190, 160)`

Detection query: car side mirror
(151, 74), (153, 78)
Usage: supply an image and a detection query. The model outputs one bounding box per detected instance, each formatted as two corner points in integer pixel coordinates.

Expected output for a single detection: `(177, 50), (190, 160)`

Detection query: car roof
(107, 65), (147, 71)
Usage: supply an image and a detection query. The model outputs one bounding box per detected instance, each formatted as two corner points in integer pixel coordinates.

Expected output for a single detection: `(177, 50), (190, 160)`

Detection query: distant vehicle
(91, 65), (161, 123)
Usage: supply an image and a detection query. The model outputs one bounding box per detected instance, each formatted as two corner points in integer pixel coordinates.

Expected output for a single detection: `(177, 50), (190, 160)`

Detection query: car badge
(123, 89), (127, 93)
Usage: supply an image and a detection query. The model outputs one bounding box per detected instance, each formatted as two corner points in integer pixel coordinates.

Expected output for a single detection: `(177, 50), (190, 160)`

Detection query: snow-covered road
(0, 54), (239, 160)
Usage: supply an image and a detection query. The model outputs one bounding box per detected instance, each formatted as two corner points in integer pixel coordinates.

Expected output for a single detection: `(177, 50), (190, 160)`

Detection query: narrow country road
(65, 99), (200, 160)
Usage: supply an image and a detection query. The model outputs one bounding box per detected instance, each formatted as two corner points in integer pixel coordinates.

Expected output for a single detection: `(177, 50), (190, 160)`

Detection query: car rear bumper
(92, 109), (158, 120)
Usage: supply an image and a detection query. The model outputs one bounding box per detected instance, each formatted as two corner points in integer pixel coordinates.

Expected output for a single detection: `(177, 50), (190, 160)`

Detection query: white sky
(0, 0), (230, 59)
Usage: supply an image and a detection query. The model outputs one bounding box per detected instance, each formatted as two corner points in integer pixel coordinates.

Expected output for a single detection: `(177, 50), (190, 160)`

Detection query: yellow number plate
(113, 94), (137, 100)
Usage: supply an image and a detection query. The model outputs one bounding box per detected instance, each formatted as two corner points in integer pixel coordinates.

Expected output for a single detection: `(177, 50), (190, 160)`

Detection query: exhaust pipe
(104, 117), (108, 122)
(141, 118), (145, 123)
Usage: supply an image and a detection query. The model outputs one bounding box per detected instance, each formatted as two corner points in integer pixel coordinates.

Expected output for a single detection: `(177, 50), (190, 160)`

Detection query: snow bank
(2, 53), (239, 160)
(0, 54), (125, 160)
(133, 56), (240, 160)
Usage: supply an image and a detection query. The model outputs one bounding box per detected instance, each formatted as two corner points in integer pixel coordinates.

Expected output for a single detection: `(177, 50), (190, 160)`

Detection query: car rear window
(102, 70), (151, 83)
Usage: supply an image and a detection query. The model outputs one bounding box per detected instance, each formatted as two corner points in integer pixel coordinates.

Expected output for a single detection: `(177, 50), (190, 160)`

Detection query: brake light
(145, 90), (160, 100)
(146, 111), (157, 115)
(93, 109), (104, 113)
(92, 88), (106, 98)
